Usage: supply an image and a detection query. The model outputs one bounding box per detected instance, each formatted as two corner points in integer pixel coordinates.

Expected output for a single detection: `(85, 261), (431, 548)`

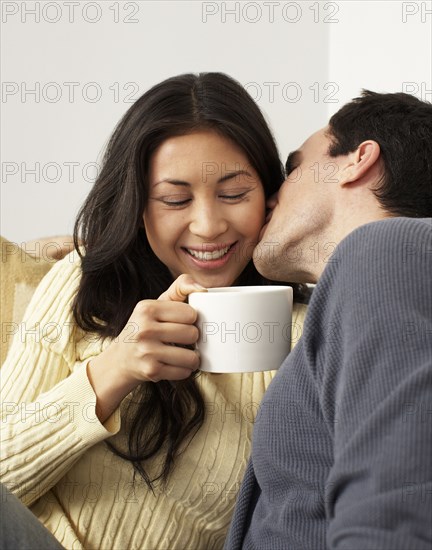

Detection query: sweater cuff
(58, 363), (121, 442)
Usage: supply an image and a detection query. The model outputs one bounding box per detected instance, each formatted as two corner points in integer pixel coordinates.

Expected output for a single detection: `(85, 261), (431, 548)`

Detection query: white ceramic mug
(188, 286), (293, 373)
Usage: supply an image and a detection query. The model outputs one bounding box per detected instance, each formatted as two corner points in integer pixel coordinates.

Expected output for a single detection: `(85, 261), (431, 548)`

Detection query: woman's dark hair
(327, 89), (432, 217)
(73, 72), (305, 489)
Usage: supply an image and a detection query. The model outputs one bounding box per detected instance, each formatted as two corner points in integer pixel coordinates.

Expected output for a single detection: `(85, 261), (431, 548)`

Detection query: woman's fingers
(139, 344), (200, 382)
(127, 319), (198, 346)
(133, 300), (198, 325)
(110, 275), (208, 385)
(154, 344), (199, 370)
(158, 274), (207, 302)
(155, 322), (199, 346)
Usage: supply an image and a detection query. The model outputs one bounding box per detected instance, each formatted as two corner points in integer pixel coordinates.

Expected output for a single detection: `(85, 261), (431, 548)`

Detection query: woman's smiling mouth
(182, 242), (237, 265)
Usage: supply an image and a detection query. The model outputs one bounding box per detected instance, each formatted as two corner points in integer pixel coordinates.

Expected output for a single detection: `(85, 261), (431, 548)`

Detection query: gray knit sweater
(225, 218), (432, 550)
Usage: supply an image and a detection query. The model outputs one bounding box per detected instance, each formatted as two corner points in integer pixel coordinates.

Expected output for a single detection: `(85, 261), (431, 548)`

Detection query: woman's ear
(338, 140), (381, 186)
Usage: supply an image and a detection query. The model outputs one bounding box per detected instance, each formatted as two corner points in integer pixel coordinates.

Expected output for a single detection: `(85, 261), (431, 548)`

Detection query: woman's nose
(188, 204), (229, 240)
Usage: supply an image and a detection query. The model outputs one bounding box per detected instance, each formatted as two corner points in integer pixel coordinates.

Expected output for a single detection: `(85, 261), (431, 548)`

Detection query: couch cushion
(1, 237), (54, 364)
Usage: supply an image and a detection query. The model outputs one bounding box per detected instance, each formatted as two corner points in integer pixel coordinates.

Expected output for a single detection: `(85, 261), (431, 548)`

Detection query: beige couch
(1, 237), (55, 364)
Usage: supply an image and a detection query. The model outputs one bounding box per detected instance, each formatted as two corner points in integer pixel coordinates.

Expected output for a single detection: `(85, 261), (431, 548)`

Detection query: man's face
(253, 127), (341, 283)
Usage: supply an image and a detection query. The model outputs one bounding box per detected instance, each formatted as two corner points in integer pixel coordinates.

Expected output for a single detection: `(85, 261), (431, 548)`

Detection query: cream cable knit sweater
(1, 252), (306, 550)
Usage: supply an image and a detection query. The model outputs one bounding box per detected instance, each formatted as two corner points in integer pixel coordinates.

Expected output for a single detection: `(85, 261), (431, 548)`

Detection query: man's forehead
(301, 126), (329, 149)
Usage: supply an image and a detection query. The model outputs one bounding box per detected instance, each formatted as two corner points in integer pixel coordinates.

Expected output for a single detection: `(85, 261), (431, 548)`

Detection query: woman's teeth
(186, 245), (231, 261)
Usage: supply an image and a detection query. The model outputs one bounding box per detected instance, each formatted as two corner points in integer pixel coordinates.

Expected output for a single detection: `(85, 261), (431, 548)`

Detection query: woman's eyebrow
(217, 170), (253, 183)
(153, 178), (190, 187)
(153, 170), (253, 187)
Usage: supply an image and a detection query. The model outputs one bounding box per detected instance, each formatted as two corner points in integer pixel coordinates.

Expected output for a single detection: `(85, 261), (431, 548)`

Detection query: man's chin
(252, 242), (281, 281)
(253, 237), (309, 283)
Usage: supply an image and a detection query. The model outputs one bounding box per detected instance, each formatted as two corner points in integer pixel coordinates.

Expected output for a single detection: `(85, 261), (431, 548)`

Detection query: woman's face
(144, 130), (266, 288)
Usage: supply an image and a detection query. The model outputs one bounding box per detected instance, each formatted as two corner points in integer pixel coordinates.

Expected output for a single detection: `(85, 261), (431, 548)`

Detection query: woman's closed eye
(153, 189), (252, 207)
(153, 195), (192, 207)
(219, 190), (250, 202)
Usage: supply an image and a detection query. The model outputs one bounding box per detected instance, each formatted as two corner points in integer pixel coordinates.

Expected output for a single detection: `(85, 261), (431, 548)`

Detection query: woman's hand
(87, 274), (206, 423)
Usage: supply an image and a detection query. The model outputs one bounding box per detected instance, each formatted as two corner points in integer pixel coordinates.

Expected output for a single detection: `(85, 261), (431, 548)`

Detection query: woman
(1, 73), (308, 549)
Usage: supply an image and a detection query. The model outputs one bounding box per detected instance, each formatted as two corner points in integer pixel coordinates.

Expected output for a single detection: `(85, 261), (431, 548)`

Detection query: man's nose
(266, 192), (278, 211)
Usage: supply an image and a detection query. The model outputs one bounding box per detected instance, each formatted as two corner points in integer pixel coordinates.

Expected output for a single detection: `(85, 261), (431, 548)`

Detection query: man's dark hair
(327, 90), (432, 217)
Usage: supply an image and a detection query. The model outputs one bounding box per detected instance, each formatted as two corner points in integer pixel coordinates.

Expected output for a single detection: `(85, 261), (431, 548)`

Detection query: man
(225, 91), (432, 549)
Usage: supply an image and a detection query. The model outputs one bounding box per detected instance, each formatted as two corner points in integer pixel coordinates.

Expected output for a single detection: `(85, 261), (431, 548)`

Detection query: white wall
(328, 1), (432, 116)
(1, 1), (431, 244)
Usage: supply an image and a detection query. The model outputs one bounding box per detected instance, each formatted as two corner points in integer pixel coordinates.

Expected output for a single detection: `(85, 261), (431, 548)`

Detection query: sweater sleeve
(0, 252), (121, 506)
(319, 219), (432, 549)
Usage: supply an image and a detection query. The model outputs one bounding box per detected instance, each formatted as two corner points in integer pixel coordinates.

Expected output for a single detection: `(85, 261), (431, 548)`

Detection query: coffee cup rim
(195, 285), (292, 295)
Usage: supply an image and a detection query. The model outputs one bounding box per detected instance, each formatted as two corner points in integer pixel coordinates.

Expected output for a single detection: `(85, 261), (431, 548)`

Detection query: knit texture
(225, 218), (432, 550)
(0, 249), (307, 550)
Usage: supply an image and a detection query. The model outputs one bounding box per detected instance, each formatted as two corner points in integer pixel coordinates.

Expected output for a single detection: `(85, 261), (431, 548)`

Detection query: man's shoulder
(313, 217), (431, 310)
(340, 217), (431, 250)
(329, 217), (431, 272)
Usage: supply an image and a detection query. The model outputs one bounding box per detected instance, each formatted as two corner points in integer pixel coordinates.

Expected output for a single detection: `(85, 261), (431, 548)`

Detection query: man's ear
(338, 140), (381, 186)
